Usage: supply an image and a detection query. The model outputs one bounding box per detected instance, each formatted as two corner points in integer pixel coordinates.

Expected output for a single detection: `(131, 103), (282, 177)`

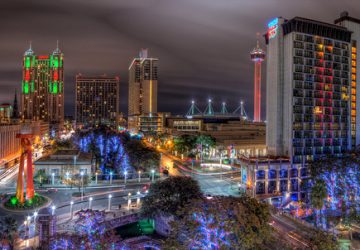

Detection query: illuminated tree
(164, 196), (274, 250)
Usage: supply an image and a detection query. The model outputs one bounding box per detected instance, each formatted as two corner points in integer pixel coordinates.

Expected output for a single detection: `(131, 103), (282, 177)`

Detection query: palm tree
(310, 180), (327, 227)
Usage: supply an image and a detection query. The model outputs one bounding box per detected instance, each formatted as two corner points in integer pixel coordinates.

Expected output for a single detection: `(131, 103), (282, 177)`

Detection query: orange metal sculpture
(15, 134), (34, 203)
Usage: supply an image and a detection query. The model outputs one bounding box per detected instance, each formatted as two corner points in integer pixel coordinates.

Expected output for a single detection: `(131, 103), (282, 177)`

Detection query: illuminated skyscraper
(128, 49), (158, 116)
(21, 43), (64, 128)
(75, 74), (120, 126)
(250, 41), (265, 122)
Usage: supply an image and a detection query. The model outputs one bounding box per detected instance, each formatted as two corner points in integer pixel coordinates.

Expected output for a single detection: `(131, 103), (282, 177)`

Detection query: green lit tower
(21, 42), (64, 129)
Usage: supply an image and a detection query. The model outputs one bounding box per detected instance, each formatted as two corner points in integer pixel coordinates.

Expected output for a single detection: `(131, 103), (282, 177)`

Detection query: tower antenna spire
(29, 41), (32, 50)
(56, 40), (59, 49)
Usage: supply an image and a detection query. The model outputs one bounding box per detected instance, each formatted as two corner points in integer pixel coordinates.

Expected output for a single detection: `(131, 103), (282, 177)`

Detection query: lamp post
(33, 212), (38, 234)
(138, 170), (141, 183)
(124, 170), (128, 185)
(109, 172), (113, 185)
(80, 171), (84, 201)
(51, 205), (56, 215)
(108, 194), (112, 211)
(151, 169), (155, 182)
(70, 201), (74, 219)
(51, 173), (55, 186)
(89, 197), (93, 209)
(136, 190), (141, 207)
(127, 192), (131, 210)
(66, 172), (70, 181)
(95, 172), (98, 185)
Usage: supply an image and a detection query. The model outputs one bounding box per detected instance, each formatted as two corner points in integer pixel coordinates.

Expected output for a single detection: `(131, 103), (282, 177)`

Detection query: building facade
(128, 49), (158, 116)
(0, 103), (13, 124)
(262, 14), (360, 200)
(75, 75), (120, 126)
(21, 44), (64, 129)
(335, 12), (360, 147)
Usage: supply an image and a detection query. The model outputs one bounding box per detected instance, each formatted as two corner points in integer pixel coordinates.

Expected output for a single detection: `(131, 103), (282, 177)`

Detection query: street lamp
(128, 192), (131, 210)
(80, 171), (84, 201)
(51, 205), (56, 215)
(70, 201), (74, 219)
(89, 197), (93, 209)
(124, 170), (128, 185)
(95, 172), (98, 185)
(109, 172), (113, 185)
(33, 212), (38, 234)
(136, 190), (141, 207)
(66, 172), (70, 181)
(138, 170), (141, 183)
(51, 173), (55, 186)
(108, 194), (112, 211)
(151, 169), (155, 182)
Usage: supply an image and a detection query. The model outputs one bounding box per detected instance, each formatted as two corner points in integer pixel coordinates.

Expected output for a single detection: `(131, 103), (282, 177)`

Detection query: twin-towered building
(21, 44), (64, 131)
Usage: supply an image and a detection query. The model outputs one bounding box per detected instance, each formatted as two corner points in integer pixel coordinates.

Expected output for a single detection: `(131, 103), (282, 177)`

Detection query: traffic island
(4, 193), (48, 210)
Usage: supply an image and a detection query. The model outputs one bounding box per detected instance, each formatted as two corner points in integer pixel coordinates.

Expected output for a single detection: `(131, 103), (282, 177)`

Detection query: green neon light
(59, 81), (62, 93)
(10, 197), (18, 205)
(25, 57), (31, 68)
(53, 57), (59, 68)
(53, 81), (58, 94)
(23, 82), (29, 94)
(31, 81), (35, 92)
(49, 81), (52, 93)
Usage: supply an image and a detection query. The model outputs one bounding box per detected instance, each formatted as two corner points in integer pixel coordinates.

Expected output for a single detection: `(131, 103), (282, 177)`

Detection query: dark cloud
(0, 0), (359, 119)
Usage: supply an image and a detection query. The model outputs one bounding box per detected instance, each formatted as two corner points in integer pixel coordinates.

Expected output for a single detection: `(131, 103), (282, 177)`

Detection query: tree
(173, 134), (196, 155)
(0, 216), (18, 249)
(196, 134), (216, 160)
(124, 139), (160, 172)
(141, 176), (202, 217)
(163, 196), (275, 250)
(310, 179), (327, 227)
(71, 174), (90, 193)
(307, 229), (339, 250)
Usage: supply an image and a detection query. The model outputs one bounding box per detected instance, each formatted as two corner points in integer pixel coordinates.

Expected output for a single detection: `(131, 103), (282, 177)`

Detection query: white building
(34, 149), (93, 177)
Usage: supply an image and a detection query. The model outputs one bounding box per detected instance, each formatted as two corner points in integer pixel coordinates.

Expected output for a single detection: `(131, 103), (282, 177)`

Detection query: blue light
(268, 18), (278, 28)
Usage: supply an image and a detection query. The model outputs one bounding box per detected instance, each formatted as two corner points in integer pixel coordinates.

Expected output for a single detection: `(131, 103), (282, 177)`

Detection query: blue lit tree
(74, 128), (132, 176)
(164, 196), (274, 250)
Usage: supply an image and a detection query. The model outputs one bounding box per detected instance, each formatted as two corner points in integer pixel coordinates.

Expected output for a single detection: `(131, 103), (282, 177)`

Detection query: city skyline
(1, 0), (360, 118)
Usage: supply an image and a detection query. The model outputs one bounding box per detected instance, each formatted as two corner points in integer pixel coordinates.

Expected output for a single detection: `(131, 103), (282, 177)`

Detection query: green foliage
(195, 134), (216, 148)
(310, 179), (328, 210)
(54, 138), (73, 150)
(307, 229), (339, 250)
(173, 134), (196, 154)
(4, 194), (47, 210)
(33, 169), (48, 184)
(141, 176), (202, 217)
(124, 139), (160, 171)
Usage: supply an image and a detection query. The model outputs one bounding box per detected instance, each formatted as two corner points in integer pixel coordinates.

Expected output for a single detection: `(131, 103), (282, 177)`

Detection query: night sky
(1, 0), (359, 118)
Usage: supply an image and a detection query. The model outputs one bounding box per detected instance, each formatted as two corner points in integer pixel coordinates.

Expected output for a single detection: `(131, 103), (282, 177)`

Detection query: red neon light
(53, 71), (58, 81)
(37, 55), (49, 59)
(253, 61), (262, 122)
(25, 70), (30, 81)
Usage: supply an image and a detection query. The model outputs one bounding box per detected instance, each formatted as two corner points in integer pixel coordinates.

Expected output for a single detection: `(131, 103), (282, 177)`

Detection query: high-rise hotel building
(266, 16), (354, 166)
(128, 49), (158, 116)
(75, 74), (120, 126)
(21, 44), (64, 129)
(128, 49), (160, 133)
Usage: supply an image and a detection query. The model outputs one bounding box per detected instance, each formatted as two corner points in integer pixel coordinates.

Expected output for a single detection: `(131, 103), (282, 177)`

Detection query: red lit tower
(250, 41), (265, 122)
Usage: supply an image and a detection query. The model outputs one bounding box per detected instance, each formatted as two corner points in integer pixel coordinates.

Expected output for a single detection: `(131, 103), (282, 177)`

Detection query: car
(47, 188), (58, 193)
(268, 220), (276, 226)
(205, 193), (213, 200)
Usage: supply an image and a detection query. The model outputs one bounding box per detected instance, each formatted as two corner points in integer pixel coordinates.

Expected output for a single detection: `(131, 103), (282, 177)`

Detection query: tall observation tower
(250, 41), (265, 122)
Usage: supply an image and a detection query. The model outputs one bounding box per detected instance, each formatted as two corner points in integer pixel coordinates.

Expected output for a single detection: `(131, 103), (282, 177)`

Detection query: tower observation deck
(250, 41), (265, 122)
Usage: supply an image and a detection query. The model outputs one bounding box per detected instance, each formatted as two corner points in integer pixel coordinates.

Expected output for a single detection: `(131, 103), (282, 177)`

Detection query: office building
(128, 49), (158, 116)
(75, 74), (120, 126)
(21, 43), (64, 131)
